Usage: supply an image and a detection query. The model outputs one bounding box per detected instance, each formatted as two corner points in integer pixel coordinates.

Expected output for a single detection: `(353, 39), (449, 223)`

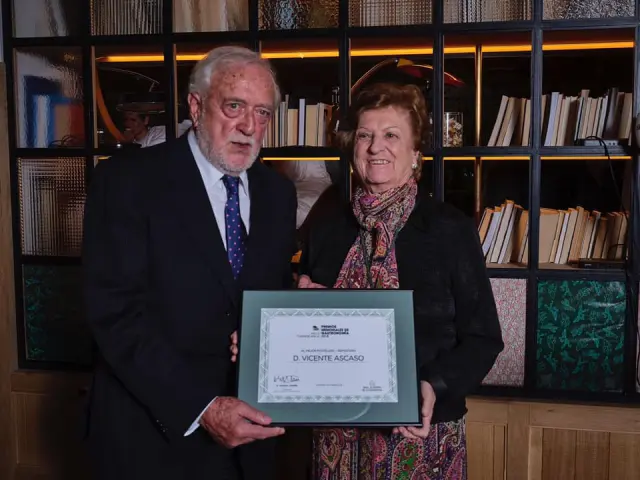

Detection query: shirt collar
(187, 130), (249, 196)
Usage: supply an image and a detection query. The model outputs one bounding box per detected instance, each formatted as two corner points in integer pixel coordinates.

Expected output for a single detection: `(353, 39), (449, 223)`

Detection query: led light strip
(98, 41), (634, 63)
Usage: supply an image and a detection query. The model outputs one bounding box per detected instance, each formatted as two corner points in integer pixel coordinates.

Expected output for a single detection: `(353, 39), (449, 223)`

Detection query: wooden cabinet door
(5, 372), (92, 480)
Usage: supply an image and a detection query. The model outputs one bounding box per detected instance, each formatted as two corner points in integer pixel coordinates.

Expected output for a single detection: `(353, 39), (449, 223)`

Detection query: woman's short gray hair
(188, 46), (281, 109)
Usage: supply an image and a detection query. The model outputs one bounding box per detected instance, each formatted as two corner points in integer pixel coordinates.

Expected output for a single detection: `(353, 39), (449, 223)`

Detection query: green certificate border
(236, 290), (420, 427)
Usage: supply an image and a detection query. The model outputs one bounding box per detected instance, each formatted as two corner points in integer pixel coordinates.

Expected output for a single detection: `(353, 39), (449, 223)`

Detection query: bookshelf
(2, 0), (639, 405)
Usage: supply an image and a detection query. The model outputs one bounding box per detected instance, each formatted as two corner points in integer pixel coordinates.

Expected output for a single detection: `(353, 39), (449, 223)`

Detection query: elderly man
(82, 46), (297, 480)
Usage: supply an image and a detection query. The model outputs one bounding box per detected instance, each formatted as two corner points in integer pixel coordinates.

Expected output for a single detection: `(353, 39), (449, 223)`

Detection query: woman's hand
(393, 381), (436, 440)
(230, 331), (238, 363)
(297, 274), (327, 289)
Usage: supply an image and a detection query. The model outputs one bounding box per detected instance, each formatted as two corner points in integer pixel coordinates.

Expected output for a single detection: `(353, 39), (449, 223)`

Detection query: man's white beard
(195, 114), (259, 175)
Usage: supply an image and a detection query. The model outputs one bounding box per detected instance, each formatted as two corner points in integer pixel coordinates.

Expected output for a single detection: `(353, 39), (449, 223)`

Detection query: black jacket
(82, 136), (297, 480)
(299, 185), (504, 424)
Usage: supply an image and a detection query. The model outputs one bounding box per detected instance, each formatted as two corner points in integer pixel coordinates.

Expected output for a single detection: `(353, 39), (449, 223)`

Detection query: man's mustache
(228, 136), (256, 147)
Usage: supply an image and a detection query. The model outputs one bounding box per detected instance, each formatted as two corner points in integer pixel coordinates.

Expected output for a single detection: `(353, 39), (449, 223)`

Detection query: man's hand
(298, 274), (327, 289)
(199, 397), (285, 448)
(392, 381), (436, 439)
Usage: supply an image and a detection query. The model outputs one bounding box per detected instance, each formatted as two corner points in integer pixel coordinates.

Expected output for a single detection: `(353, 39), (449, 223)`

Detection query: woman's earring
(412, 163), (418, 170)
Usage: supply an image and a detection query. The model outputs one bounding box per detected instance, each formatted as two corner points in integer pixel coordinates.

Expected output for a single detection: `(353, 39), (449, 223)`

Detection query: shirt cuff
(184, 397), (217, 436)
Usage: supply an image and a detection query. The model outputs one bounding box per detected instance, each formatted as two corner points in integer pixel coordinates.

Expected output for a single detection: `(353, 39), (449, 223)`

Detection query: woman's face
(353, 106), (419, 194)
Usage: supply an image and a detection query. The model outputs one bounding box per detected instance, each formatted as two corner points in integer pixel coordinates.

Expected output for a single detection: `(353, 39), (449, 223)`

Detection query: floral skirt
(311, 418), (466, 480)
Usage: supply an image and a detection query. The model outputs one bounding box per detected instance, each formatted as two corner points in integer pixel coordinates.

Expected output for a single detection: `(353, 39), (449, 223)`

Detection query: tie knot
(222, 175), (240, 196)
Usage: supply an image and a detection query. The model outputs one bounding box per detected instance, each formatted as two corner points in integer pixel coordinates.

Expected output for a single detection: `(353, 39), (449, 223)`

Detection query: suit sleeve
(82, 159), (220, 439)
(420, 216), (504, 400)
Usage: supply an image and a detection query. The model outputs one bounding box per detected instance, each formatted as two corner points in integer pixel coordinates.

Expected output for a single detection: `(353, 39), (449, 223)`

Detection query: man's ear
(187, 92), (202, 129)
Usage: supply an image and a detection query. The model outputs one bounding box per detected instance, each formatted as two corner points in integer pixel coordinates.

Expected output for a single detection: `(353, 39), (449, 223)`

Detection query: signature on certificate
(273, 374), (300, 384)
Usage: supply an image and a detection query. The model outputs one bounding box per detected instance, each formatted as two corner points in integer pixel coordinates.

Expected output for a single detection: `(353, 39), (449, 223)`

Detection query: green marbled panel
(23, 265), (93, 365)
(537, 280), (625, 392)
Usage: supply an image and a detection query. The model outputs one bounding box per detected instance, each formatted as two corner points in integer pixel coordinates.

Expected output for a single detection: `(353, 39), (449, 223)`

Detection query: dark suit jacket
(82, 136), (297, 480)
(299, 185), (504, 424)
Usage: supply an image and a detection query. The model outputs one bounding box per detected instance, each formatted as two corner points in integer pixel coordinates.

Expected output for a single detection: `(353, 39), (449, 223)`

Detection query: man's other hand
(199, 397), (285, 448)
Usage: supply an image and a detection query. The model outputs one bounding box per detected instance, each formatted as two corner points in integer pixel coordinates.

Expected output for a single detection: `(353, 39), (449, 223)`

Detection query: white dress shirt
(184, 130), (250, 436)
(134, 120), (194, 148)
(277, 160), (331, 228)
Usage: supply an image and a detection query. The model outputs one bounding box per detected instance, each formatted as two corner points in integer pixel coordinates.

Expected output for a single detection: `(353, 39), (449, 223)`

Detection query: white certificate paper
(257, 308), (398, 403)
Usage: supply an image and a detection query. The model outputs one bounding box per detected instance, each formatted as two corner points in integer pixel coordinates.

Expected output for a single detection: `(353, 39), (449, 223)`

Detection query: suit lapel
(166, 137), (238, 304)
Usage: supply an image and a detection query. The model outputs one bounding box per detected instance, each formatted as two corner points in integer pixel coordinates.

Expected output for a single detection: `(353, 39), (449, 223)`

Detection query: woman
(296, 82), (504, 479)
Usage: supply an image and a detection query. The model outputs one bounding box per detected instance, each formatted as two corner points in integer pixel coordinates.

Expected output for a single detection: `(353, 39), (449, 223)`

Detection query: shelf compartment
(443, 34), (476, 149)
(543, 0), (634, 21)
(259, 0), (338, 30)
(478, 32), (533, 149)
(94, 44), (168, 149)
(17, 157), (86, 258)
(14, 46), (85, 149)
(12, 0), (83, 38)
(173, 0), (249, 33)
(482, 278), (527, 387)
(260, 38), (339, 150)
(20, 263), (93, 365)
(348, 0), (432, 27)
(539, 153), (630, 271)
(536, 279), (626, 393)
(541, 30), (635, 150)
(445, 0), (532, 23)
(91, 0), (163, 36)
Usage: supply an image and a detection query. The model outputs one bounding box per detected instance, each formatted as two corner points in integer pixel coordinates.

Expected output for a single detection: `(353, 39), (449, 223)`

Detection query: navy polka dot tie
(222, 175), (247, 279)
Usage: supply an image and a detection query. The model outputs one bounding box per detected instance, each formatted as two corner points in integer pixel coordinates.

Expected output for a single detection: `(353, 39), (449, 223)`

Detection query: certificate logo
(297, 324), (350, 339)
(362, 380), (383, 393)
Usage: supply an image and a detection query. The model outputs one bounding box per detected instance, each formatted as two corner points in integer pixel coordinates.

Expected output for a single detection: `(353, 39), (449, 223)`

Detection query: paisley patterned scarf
(334, 177), (418, 290)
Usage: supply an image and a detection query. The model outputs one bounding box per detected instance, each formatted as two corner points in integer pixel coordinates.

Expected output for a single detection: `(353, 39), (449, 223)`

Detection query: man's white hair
(188, 45), (281, 108)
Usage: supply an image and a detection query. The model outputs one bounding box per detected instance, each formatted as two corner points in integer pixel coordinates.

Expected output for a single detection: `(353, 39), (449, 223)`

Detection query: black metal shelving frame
(2, 0), (640, 404)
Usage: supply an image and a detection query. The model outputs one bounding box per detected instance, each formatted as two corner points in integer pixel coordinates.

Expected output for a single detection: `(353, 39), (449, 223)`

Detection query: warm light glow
(483, 41), (633, 53)
(543, 41), (633, 51)
(482, 45), (532, 53)
(103, 55), (164, 62)
(97, 41), (634, 63)
(262, 51), (339, 59)
(541, 155), (631, 160)
(350, 47), (475, 56)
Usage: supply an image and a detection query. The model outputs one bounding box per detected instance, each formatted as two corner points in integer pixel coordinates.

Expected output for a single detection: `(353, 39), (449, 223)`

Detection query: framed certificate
(236, 290), (420, 427)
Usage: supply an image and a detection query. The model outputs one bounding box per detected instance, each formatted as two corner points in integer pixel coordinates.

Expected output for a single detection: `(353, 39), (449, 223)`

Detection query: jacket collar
(166, 136), (271, 306)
